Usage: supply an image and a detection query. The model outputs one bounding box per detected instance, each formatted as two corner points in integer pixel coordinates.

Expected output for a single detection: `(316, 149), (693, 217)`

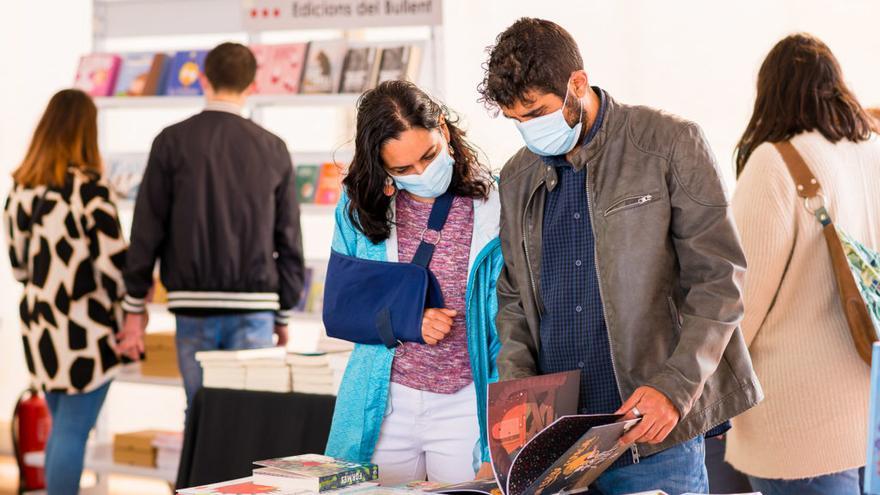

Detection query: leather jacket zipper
(604, 194), (655, 217)
(522, 181), (546, 315)
(584, 165), (639, 463)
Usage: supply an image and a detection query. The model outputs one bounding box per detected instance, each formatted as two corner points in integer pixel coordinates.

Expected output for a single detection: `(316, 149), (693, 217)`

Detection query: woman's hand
(422, 308), (457, 345)
(118, 311), (148, 361)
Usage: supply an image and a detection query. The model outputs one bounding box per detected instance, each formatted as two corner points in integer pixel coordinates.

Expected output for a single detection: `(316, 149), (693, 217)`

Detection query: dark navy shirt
(538, 89), (635, 470)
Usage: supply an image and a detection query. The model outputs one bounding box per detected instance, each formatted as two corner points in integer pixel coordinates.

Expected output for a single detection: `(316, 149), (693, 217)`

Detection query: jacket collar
(537, 90), (621, 193)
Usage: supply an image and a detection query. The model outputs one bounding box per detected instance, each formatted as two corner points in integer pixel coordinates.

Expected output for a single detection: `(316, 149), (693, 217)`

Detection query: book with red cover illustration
(176, 476), (289, 494)
(314, 162), (342, 205)
(253, 43), (308, 95)
(74, 53), (121, 97)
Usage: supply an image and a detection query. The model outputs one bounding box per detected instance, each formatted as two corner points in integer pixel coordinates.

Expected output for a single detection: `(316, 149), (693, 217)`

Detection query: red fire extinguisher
(12, 388), (51, 494)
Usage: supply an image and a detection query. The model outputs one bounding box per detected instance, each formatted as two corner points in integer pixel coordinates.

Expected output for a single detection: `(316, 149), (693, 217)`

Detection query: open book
(425, 371), (640, 495)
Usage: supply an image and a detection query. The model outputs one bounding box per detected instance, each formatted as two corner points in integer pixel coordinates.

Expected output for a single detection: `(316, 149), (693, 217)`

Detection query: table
(175, 388), (336, 489)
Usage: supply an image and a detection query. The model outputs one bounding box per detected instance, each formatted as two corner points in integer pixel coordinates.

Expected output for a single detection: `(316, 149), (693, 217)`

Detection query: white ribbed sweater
(726, 131), (879, 479)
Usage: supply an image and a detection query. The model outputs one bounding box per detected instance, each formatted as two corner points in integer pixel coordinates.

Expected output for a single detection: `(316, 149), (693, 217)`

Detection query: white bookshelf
(23, 443), (177, 484)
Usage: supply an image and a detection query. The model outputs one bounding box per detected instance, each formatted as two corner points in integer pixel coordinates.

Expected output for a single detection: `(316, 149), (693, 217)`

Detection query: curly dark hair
(344, 80), (492, 244)
(735, 33), (874, 177)
(478, 18), (583, 110)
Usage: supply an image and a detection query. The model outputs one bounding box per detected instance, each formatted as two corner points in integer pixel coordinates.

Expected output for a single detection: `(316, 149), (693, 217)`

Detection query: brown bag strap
(773, 141), (876, 365)
(775, 141), (821, 198)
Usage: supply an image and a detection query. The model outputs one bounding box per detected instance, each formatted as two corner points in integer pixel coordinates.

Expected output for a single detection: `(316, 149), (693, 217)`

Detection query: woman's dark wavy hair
(735, 33), (874, 177)
(345, 80), (492, 244)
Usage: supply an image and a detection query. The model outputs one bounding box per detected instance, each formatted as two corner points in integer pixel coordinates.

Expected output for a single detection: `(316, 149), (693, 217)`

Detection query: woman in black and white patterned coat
(3, 89), (130, 494)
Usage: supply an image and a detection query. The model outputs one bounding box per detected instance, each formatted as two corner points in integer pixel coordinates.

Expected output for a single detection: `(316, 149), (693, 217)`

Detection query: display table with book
(176, 387), (336, 489)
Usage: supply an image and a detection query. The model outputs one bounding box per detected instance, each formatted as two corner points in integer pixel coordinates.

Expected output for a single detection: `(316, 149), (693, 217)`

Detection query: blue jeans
(749, 468), (865, 495)
(590, 436), (708, 495)
(175, 312), (275, 409)
(44, 381), (112, 495)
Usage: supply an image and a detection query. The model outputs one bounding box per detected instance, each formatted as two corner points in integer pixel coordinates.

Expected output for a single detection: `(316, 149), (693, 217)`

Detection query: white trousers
(372, 382), (480, 486)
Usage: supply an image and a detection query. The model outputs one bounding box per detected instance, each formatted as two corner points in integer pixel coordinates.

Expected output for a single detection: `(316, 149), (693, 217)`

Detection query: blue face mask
(391, 139), (455, 199)
(514, 86), (583, 156)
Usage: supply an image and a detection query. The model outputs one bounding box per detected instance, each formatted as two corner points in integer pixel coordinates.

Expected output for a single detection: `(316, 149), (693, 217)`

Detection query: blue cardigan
(324, 187), (503, 467)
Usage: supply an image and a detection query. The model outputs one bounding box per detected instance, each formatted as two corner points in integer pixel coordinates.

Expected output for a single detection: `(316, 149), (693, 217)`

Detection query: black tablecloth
(175, 388), (336, 489)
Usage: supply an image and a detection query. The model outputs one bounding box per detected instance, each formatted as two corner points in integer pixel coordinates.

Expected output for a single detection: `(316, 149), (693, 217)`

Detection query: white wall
(440, 0), (880, 187)
(0, 0), (93, 430)
(2, 0), (880, 428)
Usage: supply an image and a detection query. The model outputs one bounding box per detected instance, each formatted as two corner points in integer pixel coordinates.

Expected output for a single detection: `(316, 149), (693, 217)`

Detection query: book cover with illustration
(166, 50), (208, 96)
(253, 454), (377, 492)
(300, 40), (348, 94)
(105, 153), (148, 201)
(295, 164), (320, 204)
(423, 370), (639, 495)
(176, 476), (292, 494)
(865, 341), (880, 494)
(314, 162), (342, 205)
(339, 45), (380, 94)
(74, 53), (121, 97)
(114, 52), (168, 96)
(254, 43), (309, 94)
(375, 45), (422, 85)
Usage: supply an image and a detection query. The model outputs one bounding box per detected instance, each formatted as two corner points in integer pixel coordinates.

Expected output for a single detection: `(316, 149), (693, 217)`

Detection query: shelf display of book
(75, 40), (423, 101)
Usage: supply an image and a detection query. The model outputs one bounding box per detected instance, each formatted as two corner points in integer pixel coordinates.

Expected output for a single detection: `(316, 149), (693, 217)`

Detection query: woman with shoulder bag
(726, 33), (880, 495)
(323, 81), (503, 485)
(4, 89), (131, 494)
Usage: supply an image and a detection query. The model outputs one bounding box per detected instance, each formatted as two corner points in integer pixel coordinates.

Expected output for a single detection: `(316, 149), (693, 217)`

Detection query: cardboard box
(142, 332), (180, 378)
(113, 430), (175, 467)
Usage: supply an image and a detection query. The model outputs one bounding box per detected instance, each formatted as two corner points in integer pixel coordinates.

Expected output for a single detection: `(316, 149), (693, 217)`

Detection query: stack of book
(244, 358), (292, 393)
(288, 351), (351, 396)
(196, 347), (287, 390)
(152, 431), (183, 472)
(176, 454), (380, 494)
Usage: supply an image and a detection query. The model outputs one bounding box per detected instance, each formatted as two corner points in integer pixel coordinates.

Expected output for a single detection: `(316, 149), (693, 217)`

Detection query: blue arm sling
(323, 191), (454, 348)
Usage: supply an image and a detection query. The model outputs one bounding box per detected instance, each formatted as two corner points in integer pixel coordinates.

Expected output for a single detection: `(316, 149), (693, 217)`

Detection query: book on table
(252, 454), (378, 492)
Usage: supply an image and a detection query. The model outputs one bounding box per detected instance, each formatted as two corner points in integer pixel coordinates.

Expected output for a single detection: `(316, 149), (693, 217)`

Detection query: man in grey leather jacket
(479, 18), (763, 494)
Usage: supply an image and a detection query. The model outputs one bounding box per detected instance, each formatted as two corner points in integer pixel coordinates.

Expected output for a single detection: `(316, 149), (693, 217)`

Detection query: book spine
(317, 465), (378, 492)
(143, 53), (167, 95)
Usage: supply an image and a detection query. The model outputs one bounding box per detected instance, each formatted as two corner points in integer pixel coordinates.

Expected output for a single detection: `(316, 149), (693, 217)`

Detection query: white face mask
(391, 139), (455, 199)
(514, 84), (583, 156)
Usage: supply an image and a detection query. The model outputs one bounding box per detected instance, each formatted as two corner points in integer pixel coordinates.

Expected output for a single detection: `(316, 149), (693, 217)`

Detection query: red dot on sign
(250, 8), (257, 17)
(273, 8), (280, 17)
(262, 8), (269, 17)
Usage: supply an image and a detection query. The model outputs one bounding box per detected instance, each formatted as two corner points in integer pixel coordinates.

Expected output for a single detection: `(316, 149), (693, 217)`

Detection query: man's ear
(199, 73), (214, 96)
(569, 70), (589, 99)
